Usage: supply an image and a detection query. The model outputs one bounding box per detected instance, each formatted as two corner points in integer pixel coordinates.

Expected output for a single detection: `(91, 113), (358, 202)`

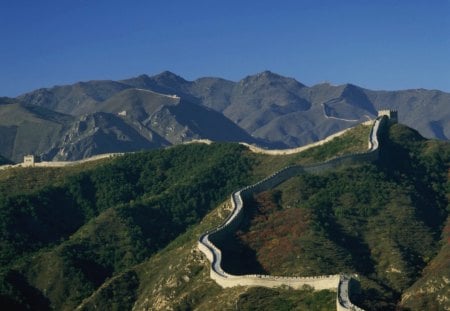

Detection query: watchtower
(377, 109), (398, 123)
(23, 155), (41, 167)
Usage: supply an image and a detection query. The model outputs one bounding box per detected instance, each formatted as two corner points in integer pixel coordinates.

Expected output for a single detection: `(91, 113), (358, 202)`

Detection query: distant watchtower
(23, 155), (40, 167)
(377, 109), (398, 123)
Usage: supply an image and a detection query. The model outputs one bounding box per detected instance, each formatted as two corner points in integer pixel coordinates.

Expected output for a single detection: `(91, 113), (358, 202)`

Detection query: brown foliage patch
(236, 191), (311, 272)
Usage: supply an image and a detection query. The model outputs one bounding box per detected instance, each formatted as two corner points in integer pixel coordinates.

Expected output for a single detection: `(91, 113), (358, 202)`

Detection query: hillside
(0, 121), (448, 310)
(98, 88), (259, 145)
(50, 111), (168, 161)
(3, 88), (261, 162)
(4, 71), (448, 162)
(16, 80), (130, 115)
(0, 100), (165, 162)
(219, 123), (450, 310)
(0, 100), (74, 162)
(0, 143), (256, 310)
(0, 123), (371, 310)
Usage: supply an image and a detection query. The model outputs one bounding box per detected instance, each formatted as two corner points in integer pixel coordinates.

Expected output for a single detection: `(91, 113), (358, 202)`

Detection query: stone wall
(240, 120), (374, 156)
(0, 153), (125, 170)
(198, 116), (388, 311)
(336, 275), (365, 311)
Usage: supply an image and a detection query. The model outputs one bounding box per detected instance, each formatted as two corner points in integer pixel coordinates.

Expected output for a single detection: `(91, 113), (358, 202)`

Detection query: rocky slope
(4, 71), (450, 161)
(3, 86), (259, 161)
(0, 99), (73, 162)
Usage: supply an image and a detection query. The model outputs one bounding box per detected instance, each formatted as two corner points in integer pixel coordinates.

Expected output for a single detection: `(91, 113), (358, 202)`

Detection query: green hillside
(0, 122), (448, 310)
(75, 199), (336, 311)
(0, 143), (254, 309)
(222, 123), (450, 310)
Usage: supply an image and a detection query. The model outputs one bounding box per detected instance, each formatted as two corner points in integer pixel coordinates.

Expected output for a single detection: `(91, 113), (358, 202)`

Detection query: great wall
(0, 109), (396, 310)
(0, 153), (125, 170)
(198, 111), (395, 311)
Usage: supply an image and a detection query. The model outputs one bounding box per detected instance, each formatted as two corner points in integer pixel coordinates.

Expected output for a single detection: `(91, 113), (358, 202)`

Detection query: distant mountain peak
(152, 71), (188, 84)
(130, 71), (187, 84)
(341, 83), (366, 96)
(240, 71), (305, 88)
(245, 70), (284, 81)
(342, 83), (364, 91)
(257, 70), (278, 77)
(6, 70), (450, 164)
(136, 74), (151, 80)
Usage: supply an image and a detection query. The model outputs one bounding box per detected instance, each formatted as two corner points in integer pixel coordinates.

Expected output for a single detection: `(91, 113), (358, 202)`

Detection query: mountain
(364, 88), (450, 140)
(6, 84), (261, 161)
(0, 155), (12, 165)
(0, 121), (448, 310)
(97, 88), (257, 145)
(0, 99), (74, 162)
(9, 70), (450, 160)
(47, 112), (167, 161)
(17, 80), (130, 115)
(0, 99), (166, 162)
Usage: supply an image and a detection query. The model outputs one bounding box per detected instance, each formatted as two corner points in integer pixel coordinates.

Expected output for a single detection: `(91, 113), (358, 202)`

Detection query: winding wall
(198, 116), (387, 311)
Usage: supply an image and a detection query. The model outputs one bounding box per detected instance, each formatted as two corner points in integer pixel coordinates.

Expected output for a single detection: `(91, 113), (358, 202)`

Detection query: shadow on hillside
(1, 270), (51, 310)
(218, 238), (267, 275)
(327, 220), (376, 275)
(378, 123), (447, 233)
(214, 196), (267, 275)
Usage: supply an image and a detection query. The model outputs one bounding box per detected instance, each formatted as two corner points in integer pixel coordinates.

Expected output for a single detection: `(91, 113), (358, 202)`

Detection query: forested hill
(0, 143), (254, 310)
(0, 122), (449, 310)
(225, 123), (450, 310)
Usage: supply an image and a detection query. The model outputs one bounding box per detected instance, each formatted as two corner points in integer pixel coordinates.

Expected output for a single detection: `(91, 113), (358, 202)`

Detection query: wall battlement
(198, 116), (388, 311)
(23, 154), (40, 167)
(0, 153), (125, 171)
(377, 109), (398, 123)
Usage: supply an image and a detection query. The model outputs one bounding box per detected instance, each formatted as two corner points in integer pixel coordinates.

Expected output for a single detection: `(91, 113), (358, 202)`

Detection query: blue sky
(1, 0), (449, 96)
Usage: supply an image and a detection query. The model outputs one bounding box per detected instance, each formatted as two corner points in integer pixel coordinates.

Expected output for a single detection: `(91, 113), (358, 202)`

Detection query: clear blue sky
(1, 0), (449, 96)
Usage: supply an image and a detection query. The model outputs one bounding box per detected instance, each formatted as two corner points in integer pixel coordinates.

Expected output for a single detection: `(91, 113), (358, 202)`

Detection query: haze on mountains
(1, 70), (449, 162)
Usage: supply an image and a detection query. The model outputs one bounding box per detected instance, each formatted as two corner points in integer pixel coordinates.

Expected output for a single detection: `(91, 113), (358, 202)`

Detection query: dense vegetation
(249, 123), (371, 179)
(236, 287), (335, 311)
(0, 122), (448, 310)
(225, 124), (449, 310)
(0, 143), (254, 310)
(73, 199), (338, 311)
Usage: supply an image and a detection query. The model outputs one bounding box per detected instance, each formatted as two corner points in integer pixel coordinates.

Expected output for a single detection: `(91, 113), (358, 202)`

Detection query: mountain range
(1, 71), (450, 162)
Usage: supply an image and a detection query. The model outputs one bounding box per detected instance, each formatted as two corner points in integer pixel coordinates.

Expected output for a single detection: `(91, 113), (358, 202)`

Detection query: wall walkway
(198, 116), (387, 311)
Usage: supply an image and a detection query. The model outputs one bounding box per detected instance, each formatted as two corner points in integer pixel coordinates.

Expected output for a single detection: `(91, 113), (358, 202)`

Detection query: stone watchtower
(23, 155), (41, 167)
(377, 109), (398, 123)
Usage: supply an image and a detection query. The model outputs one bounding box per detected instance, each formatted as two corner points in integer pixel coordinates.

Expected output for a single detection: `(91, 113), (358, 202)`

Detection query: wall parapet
(198, 116), (388, 311)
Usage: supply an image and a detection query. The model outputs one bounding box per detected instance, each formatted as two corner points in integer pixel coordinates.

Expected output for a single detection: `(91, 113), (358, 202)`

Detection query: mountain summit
(1, 71), (449, 161)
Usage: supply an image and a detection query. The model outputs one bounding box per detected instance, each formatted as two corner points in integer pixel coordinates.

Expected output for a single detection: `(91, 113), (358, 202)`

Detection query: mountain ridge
(0, 120), (448, 310)
(4, 71), (450, 162)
